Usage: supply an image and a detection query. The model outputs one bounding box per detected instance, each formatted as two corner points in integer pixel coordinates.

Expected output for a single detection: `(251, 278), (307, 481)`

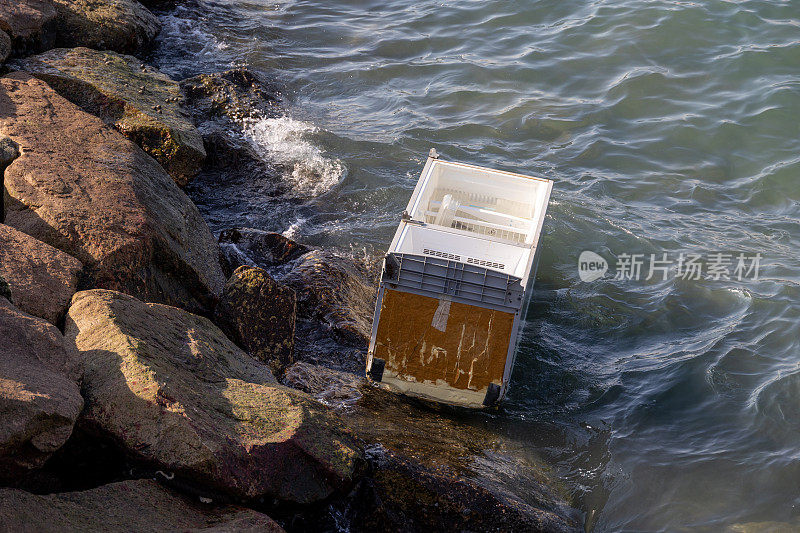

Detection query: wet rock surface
(52, 0), (160, 55)
(178, 68), (292, 232)
(0, 0), (57, 56)
(0, 479), (285, 532)
(283, 249), (377, 349)
(65, 289), (361, 503)
(281, 362), (582, 532)
(16, 47), (205, 186)
(1, 72), (224, 315)
(0, 297), (83, 480)
(214, 265), (296, 375)
(218, 227), (311, 278)
(0, 223), (83, 325)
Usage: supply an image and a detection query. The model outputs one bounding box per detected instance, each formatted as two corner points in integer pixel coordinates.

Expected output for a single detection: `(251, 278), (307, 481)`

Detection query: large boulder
(0, 223), (83, 325)
(64, 289), (361, 503)
(218, 227), (310, 278)
(0, 479), (285, 532)
(0, 72), (224, 315)
(282, 249), (376, 346)
(16, 47), (206, 186)
(214, 266), (296, 375)
(52, 0), (160, 56)
(0, 297), (82, 480)
(0, 0), (57, 56)
(282, 362), (582, 532)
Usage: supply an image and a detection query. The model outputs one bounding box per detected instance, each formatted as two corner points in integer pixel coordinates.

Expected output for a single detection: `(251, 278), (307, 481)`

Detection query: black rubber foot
(368, 358), (385, 382)
(483, 383), (501, 407)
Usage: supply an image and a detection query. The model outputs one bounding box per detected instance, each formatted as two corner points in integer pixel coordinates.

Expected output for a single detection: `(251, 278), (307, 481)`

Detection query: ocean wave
(242, 116), (345, 198)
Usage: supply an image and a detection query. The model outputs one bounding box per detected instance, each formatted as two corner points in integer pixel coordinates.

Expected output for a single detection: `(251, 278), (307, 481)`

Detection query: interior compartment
(407, 160), (551, 244)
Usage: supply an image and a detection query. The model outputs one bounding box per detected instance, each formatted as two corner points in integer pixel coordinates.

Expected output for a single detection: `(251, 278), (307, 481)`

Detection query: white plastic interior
(407, 160), (550, 245)
(393, 224), (532, 278)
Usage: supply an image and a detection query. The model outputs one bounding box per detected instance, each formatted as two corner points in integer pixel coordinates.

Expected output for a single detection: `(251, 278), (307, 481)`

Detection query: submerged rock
(16, 47), (205, 186)
(0, 223), (83, 325)
(0, 0), (57, 56)
(0, 297), (82, 480)
(282, 362), (582, 532)
(180, 67), (280, 169)
(282, 249), (377, 348)
(1, 72), (224, 315)
(218, 227), (311, 277)
(65, 289), (361, 503)
(53, 0), (160, 55)
(181, 67), (280, 124)
(214, 266), (296, 375)
(0, 479), (285, 532)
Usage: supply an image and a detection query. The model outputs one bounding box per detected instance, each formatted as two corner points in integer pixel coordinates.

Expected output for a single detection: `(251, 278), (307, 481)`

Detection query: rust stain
(373, 289), (514, 391)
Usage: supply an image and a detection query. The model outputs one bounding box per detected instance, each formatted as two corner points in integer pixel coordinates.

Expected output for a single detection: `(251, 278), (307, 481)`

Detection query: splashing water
(242, 116), (344, 198)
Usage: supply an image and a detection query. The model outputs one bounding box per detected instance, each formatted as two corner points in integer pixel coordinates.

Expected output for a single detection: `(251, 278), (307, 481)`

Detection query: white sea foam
(242, 116), (344, 198)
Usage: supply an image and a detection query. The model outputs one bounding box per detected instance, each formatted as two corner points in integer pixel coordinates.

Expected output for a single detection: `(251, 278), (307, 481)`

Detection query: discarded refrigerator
(366, 151), (553, 408)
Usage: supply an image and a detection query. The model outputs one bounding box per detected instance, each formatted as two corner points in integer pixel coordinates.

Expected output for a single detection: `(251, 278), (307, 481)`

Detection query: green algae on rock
(53, 0), (160, 56)
(214, 266), (296, 375)
(16, 47), (205, 186)
(65, 289), (361, 503)
(0, 72), (223, 315)
(0, 479), (286, 532)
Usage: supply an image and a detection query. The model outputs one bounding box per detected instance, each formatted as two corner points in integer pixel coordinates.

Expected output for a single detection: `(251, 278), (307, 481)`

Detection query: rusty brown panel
(373, 288), (514, 391)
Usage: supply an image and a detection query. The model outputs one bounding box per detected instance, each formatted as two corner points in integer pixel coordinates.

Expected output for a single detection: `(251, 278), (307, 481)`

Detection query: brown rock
(0, 223), (83, 324)
(282, 249), (377, 346)
(0, 274), (10, 301)
(53, 0), (160, 56)
(0, 0), (57, 56)
(214, 266), (296, 374)
(1, 72), (224, 315)
(218, 227), (311, 277)
(0, 297), (82, 479)
(17, 47), (206, 186)
(282, 362), (582, 532)
(0, 29), (9, 64)
(0, 479), (285, 532)
(65, 289), (362, 503)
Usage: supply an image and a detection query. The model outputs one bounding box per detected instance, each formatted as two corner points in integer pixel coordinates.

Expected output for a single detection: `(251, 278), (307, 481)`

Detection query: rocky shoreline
(0, 2), (582, 531)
